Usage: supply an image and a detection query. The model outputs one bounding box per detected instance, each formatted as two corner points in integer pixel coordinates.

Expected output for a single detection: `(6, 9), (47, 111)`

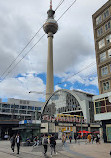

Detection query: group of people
(42, 134), (57, 157)
(87, 134), (100, 144)
(10, 133), (21, 154)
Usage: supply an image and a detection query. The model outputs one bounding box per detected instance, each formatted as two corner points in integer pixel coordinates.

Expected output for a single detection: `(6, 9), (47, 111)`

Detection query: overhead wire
(0, 0), (78, 82)
(55, 0), (65, 11)
(0, 0), (66, 81)
(1, 34), (45, 81)
(0, 26), (43, 79)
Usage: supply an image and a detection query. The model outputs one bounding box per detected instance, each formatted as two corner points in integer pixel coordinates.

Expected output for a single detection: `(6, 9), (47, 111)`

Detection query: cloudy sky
(0, 0), (108, 102)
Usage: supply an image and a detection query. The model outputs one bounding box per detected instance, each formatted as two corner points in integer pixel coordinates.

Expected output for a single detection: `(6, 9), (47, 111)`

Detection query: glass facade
(43, 91), (82, 118)
(95, 97), (111, 114)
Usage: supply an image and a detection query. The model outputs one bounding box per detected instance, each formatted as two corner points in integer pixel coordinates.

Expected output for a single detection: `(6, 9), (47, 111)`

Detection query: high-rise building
(92, 0), (111, 94)
(92, 0), (111, 143)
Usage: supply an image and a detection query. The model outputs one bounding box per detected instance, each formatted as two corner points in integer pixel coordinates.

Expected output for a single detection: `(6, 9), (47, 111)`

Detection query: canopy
(93, 131), (100, 134)
(78, 130), (91, 133)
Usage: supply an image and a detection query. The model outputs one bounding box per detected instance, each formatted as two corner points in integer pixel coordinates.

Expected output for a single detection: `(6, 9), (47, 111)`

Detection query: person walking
(69, 135), (72, 143)
(96, 134), (100, 144)
(91, 134), (95, 144)
(42, 134), (48, 156)
(87, 134), (91, 143)
(15, 133), (21, 154)
(62, 134), (66, 146)
(74, 133), (77, 143)
(10, 135), (15, 152)
(33, 136), (37, 147)
(49, 134), (57, 157)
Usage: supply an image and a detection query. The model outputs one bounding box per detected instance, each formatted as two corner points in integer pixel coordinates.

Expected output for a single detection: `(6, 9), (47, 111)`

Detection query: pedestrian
(37, 136), (39, 146)
(91, 134), (95, 144)
(69, 135), (72, 143)
(62, 134), (66, 146)
(15, 133), (21, 154)
(74, 133), (77, 143)
(33, 136), (37, 147)
(10, 134), (15, 152)
(87, 134), (91, 143)
(42, 134), (48, 156)
(96, 134), (100, 144)
(49, 134), (57, 157)
(26, 137), (31, 146)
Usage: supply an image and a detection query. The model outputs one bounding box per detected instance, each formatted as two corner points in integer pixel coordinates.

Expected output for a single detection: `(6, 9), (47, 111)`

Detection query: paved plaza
(0, 140), (111, 158)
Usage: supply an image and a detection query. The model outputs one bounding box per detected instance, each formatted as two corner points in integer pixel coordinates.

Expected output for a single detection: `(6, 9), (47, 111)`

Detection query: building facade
(92, 0), (111, 143)
(92, 0), (111, 94)
(41, 89), (100, 137)
(0, 98), (44, 139)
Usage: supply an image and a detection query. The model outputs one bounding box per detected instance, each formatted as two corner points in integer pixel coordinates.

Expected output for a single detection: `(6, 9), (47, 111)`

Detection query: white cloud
(0, 74), (46, 101)
(0, 0), (107, 100)
(55, 85), (62, 91)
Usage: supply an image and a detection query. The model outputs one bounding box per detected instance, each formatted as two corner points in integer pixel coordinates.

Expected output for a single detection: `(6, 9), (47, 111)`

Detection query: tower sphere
(43, 9), (58, 34)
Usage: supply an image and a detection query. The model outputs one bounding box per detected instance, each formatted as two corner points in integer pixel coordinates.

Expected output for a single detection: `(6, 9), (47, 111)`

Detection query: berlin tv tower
(43, 0), (58, 100)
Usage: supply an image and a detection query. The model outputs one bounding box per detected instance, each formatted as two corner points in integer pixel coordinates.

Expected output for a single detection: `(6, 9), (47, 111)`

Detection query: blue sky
(0, 0), (108, 102)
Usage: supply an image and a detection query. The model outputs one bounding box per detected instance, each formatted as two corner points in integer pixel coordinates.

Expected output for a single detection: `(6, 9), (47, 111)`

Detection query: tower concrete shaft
(43, 2), (58, 100)
(46, 32), (54, 100)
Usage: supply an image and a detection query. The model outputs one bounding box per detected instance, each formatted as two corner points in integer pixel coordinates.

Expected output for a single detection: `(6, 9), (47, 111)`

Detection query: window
(98, 39), (105, 49)
(96, 15), (102, 25)
(108, 49), (111, 58)
(101, 66), (108, 76)
(109, 64), (111, 72)
(28, 106), (34, 110)
(106, 34), (111, 44)
(103, 81), (110, 91)
(105, 21), (111, 31)
(100, 52), (106, 62)
(20, 105), (27, 109)
(2, 104), (10, 108)
(103, 9), (110, 20)
(97, 27), (103, 37)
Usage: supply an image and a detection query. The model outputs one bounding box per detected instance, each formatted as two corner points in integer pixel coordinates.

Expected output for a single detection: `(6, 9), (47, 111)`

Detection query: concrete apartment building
(92, 0), (111, 142)
(92, 0), (111, 94)
(0, 98), (44, 140)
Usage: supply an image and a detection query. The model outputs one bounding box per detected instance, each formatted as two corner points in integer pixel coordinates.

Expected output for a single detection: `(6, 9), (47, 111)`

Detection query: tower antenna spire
(50, 0), (52, 9)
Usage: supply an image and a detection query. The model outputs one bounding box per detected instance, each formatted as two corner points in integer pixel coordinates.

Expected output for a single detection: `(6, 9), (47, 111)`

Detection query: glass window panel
(110, 64), (111, 72)
(101, 66), (108, 76)
(97, 27), (103, 37)
(2, 109), (10, 113)
(106, 34), (111, 44)
(96, 15), (102, 25)
(98, 39), (105, 49)
(20, 105), (27, 109)
(2, 104), (10, 108)
(103, 81), (110, 91)
(108, 49), (111, 58)
(19, 110), (26, 114)
(28, 106), (34, 110)
(103, 9), (110, 20)
(106, 98), (111, 112)
(105, 21), (111, 31)
(95, 100), (106, 114)
(100, 52), (106, 62)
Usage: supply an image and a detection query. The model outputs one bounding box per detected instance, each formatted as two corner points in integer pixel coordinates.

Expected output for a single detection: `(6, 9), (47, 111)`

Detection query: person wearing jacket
(15, 133), (21, 154)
